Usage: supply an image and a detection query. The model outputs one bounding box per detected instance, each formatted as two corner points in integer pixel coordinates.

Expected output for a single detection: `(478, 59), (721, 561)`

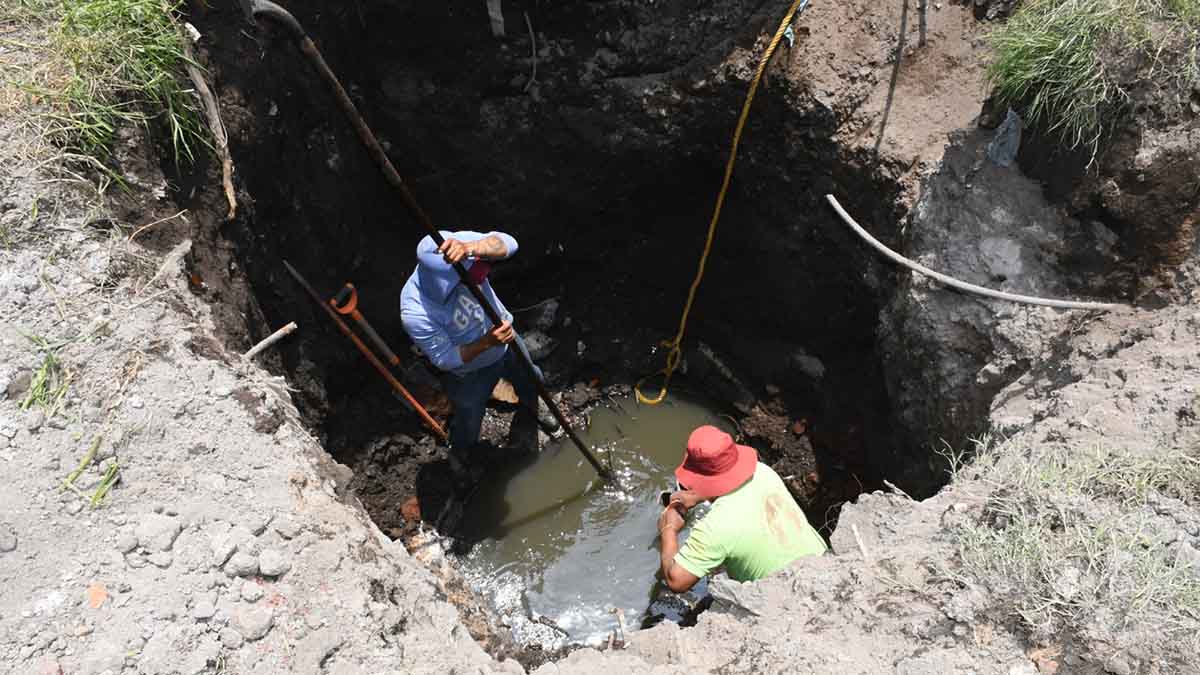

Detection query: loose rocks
(240, 581), (264, 603)
(272, 516), (301, 539)
(192, 592), (217, 620)
(6, 369), (32, 399)
(25, 409), (44, 432)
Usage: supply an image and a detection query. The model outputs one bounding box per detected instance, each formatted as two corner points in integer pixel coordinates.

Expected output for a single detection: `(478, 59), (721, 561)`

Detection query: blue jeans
(443, 338), (542, 451)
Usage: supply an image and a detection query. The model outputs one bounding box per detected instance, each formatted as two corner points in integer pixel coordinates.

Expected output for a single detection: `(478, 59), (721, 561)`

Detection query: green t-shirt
(674, 462), (827, 582)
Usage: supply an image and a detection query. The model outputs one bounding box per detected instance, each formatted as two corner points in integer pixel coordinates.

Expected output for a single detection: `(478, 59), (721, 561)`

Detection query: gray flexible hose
(825, 195), (1124, 312)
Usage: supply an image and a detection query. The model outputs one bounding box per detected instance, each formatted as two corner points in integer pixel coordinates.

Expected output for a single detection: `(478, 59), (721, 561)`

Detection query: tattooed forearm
(468, 235), (509, 260)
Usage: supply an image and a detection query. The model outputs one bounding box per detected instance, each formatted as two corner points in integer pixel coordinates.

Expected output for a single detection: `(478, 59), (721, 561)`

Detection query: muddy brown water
(456, 394), (733, 647)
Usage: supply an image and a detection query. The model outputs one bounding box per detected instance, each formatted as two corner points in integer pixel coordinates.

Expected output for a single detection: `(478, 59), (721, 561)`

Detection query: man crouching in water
(400, 230), (557, 484)
(657, 426), (827, 591)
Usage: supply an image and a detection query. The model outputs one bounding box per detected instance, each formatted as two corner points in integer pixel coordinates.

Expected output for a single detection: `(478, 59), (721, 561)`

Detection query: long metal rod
(252, 1), (612, 480)
(350, 312), (401, 367)
(283, 260), (449, 442)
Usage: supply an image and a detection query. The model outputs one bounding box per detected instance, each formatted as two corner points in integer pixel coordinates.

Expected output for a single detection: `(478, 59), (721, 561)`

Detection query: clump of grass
(27, 0), (205, 165)
(952, 437), (1200, 652)
(988, 0), (1200, 156)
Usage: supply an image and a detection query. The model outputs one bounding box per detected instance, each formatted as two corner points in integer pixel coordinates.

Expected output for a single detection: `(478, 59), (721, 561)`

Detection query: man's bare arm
(459, 320), (514, 364)
(466, 235), (509, 260)
(658, 506), (701, 593)
(438, 235), (510, 264)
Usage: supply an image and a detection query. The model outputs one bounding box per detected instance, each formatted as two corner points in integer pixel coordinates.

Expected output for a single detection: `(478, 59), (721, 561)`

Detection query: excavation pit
(186, 0), (971, 661)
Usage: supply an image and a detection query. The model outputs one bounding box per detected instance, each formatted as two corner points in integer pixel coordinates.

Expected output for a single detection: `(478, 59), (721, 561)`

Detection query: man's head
(674, 425), (757, 500)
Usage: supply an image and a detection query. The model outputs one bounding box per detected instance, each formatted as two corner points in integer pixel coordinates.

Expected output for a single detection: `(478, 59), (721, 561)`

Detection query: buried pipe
(248, 0), (614, 482)
(825, 195), (1125, 312)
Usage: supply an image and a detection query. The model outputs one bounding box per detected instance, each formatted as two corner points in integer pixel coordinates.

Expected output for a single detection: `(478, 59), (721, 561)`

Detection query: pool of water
(455, 394), (733, 647)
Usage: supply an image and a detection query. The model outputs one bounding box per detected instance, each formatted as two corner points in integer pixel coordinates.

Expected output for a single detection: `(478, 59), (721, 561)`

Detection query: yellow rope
(635, 0), (809, 405)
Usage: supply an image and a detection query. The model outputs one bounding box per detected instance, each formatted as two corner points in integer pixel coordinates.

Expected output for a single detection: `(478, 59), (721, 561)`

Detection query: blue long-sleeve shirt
(400, 231), (517, 375)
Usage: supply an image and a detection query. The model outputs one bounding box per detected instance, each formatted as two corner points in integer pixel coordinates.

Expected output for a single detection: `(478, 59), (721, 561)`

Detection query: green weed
(90, 458), (119, 507)
(988, 0), (1200, 157)
(64, 431), (101, 488)
(8, 0), (206, 166)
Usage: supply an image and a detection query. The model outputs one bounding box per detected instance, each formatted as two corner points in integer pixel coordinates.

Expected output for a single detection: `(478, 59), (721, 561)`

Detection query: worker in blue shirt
(400, 230), (555, 479)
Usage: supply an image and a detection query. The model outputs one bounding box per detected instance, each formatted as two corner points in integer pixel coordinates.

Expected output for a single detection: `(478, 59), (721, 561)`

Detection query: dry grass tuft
(951, 437), (1200, 652)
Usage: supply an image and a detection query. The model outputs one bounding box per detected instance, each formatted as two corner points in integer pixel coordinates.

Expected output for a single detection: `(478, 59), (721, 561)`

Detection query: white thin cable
(825, 194), (1124, 312)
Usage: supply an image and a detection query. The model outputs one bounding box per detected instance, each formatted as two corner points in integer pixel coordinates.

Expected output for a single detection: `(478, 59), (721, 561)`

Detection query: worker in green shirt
(657, 425), (828, 592)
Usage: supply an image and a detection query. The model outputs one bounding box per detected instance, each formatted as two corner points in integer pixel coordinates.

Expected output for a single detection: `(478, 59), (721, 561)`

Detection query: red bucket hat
(674, 425), (758, 499)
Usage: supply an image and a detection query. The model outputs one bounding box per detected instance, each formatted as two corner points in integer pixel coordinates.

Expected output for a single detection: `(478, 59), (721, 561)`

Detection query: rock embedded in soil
(296, 628), (344, 670)
(219, 627), (244, 649)
(0, 522), (17, 552)
(6, 369), (32, 400)
(257, 548), (291, 577)
(234, 605), (274, 641)
(135, 513), (182, 552)
(240, 580), (264, 602)
(223, 552), (259, 577)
